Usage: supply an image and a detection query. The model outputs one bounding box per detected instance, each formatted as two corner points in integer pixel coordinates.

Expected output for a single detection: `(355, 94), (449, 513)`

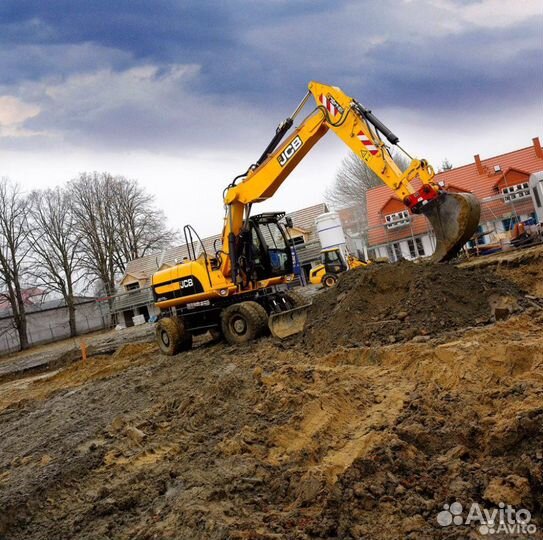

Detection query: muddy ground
(1, 247), (542, 539)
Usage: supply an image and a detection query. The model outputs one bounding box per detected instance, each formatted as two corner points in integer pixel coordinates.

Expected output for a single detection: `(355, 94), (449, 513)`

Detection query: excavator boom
(222, 81), (480, 270)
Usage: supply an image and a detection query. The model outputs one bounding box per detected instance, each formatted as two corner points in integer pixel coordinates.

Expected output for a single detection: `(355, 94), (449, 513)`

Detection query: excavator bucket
(421, 192), (481, 262)
(268, 304), (310, 339)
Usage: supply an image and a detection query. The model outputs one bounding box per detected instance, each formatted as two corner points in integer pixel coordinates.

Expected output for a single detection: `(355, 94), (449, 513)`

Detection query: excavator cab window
(249, 227), (267, 277)
(244, 213), (293, 280)
(322, 249), (347, 274)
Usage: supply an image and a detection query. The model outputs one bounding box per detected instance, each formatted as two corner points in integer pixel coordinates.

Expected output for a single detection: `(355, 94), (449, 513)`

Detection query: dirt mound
(301, 261), (526, 351)
(460, 244), (543, 297)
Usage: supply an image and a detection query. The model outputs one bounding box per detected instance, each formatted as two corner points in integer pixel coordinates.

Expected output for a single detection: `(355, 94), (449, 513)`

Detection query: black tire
(283, 290), (307, 309)
(322, 273), (338, 288)
(156, 317), (192, 356)
(221, 301), (268, 345)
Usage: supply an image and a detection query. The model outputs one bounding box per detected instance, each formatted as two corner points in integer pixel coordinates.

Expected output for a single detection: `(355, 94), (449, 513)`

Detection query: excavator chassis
(158, 285), (310, 354)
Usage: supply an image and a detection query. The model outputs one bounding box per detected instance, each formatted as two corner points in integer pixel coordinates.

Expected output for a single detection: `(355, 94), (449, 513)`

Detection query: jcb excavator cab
(235, 212), (293, 283)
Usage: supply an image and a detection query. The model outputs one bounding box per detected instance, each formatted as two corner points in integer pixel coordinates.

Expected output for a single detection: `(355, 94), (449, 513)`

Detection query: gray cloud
(0, 0), (540, 154)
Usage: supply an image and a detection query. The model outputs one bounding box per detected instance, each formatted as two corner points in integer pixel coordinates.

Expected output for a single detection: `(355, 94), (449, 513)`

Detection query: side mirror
(285, 216), (293, 228)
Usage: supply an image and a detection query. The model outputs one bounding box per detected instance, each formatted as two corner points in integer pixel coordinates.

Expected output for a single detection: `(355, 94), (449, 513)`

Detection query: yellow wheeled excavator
(152, 81), (480, 354)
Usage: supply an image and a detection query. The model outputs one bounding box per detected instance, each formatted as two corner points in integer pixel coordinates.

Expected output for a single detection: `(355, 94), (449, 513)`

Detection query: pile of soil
(459, 245), (543, 298)
(301, 260), (526, 351)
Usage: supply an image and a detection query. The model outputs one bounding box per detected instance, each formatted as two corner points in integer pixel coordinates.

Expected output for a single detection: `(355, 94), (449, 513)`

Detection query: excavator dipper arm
(221, 81), (480, 277)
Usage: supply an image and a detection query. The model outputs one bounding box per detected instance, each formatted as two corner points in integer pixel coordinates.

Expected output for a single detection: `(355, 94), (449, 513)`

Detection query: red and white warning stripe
(356, 131), (379, 155)
(319, 94), (339, 117)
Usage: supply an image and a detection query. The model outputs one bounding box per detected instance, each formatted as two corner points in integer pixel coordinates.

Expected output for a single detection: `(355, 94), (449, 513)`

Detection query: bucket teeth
(421, 192), (481, 262)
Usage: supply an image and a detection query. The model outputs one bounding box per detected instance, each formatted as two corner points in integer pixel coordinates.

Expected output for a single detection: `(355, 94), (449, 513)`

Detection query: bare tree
(0, 178), (32, 350)
(326, 153), (379, 210)
(439, 158), (454, 172)
(69, 172), (175, 300)
(27, 187), (83, 337)
(109, 177), (174, 273)
(326, 150), (410, 234)
(69, 173), (120, 301)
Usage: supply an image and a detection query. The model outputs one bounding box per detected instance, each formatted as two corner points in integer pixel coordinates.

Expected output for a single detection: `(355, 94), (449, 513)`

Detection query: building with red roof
(365, 137), (543, 260)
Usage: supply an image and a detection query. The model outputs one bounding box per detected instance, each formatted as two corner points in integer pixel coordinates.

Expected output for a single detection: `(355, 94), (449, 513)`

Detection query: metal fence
(0, 301), (111, 356)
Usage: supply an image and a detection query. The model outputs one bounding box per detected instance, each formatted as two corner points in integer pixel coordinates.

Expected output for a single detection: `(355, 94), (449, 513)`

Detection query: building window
(407, 237), (425, 259)
(502, 183), (530, 202)
(386, 244), (394, 261)
(125, 282), (140, 292)
(289, 236), (305, 247)
(392, 242), (402, 261)
(501, 216), (520, 232)
(415, 237), (425, 256)
(407, 239), (416, 258)
(407, 237), (426, 259)
(533, 185), (542, 208)
(384, 210), (410, 229)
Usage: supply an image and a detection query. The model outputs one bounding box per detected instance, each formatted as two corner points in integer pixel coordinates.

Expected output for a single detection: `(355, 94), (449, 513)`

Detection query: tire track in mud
(0, 310), (542, 538)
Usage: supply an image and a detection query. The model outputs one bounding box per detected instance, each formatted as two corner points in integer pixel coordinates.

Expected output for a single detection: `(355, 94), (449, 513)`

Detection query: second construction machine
(152, 81), (480, 355)
(309, 248), (367, 288)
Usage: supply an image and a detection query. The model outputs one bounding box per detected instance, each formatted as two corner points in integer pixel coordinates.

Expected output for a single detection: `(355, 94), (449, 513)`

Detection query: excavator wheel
(221, 301), (268, 345)
(283, 290), (307, 309)
(322, 274), (338, 288)
(156, 316), (193, 356)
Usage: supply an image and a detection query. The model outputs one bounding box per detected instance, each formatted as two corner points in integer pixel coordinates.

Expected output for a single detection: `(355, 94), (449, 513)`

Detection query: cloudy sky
(0, 0), (541, 236)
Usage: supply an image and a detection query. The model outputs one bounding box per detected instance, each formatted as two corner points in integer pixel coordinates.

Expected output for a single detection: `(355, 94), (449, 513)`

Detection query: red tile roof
(366, 139), (543, 246)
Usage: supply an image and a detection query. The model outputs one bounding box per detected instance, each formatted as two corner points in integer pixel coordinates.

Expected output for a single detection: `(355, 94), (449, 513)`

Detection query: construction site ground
(1, 246), (542, 539)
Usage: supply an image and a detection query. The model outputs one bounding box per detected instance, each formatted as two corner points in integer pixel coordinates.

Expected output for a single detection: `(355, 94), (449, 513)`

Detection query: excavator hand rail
(183, 224), (213, 287)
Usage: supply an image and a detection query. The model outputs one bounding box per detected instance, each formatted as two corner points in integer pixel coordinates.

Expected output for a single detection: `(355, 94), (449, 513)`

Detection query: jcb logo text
(278, 136), (303, 167)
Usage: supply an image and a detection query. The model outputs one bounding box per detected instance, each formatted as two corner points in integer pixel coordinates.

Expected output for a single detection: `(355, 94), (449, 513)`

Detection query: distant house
(366, 137), (543, 261)
(336, 205), (370, 259)
(111, 203), (329, 326)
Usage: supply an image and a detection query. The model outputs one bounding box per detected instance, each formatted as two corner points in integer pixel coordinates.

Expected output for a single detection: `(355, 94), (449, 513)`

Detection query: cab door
(323, 249), (347, 274)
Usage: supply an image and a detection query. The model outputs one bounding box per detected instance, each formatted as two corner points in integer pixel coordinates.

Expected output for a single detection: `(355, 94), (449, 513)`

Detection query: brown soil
(300, 260), (527, 351)
(462, 245), (543, 298)
(0, 253), (542, 539)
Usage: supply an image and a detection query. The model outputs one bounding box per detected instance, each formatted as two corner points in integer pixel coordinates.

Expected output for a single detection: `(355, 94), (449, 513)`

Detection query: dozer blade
(268, 304), (310, 340)
(421, 192), (481, 262)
